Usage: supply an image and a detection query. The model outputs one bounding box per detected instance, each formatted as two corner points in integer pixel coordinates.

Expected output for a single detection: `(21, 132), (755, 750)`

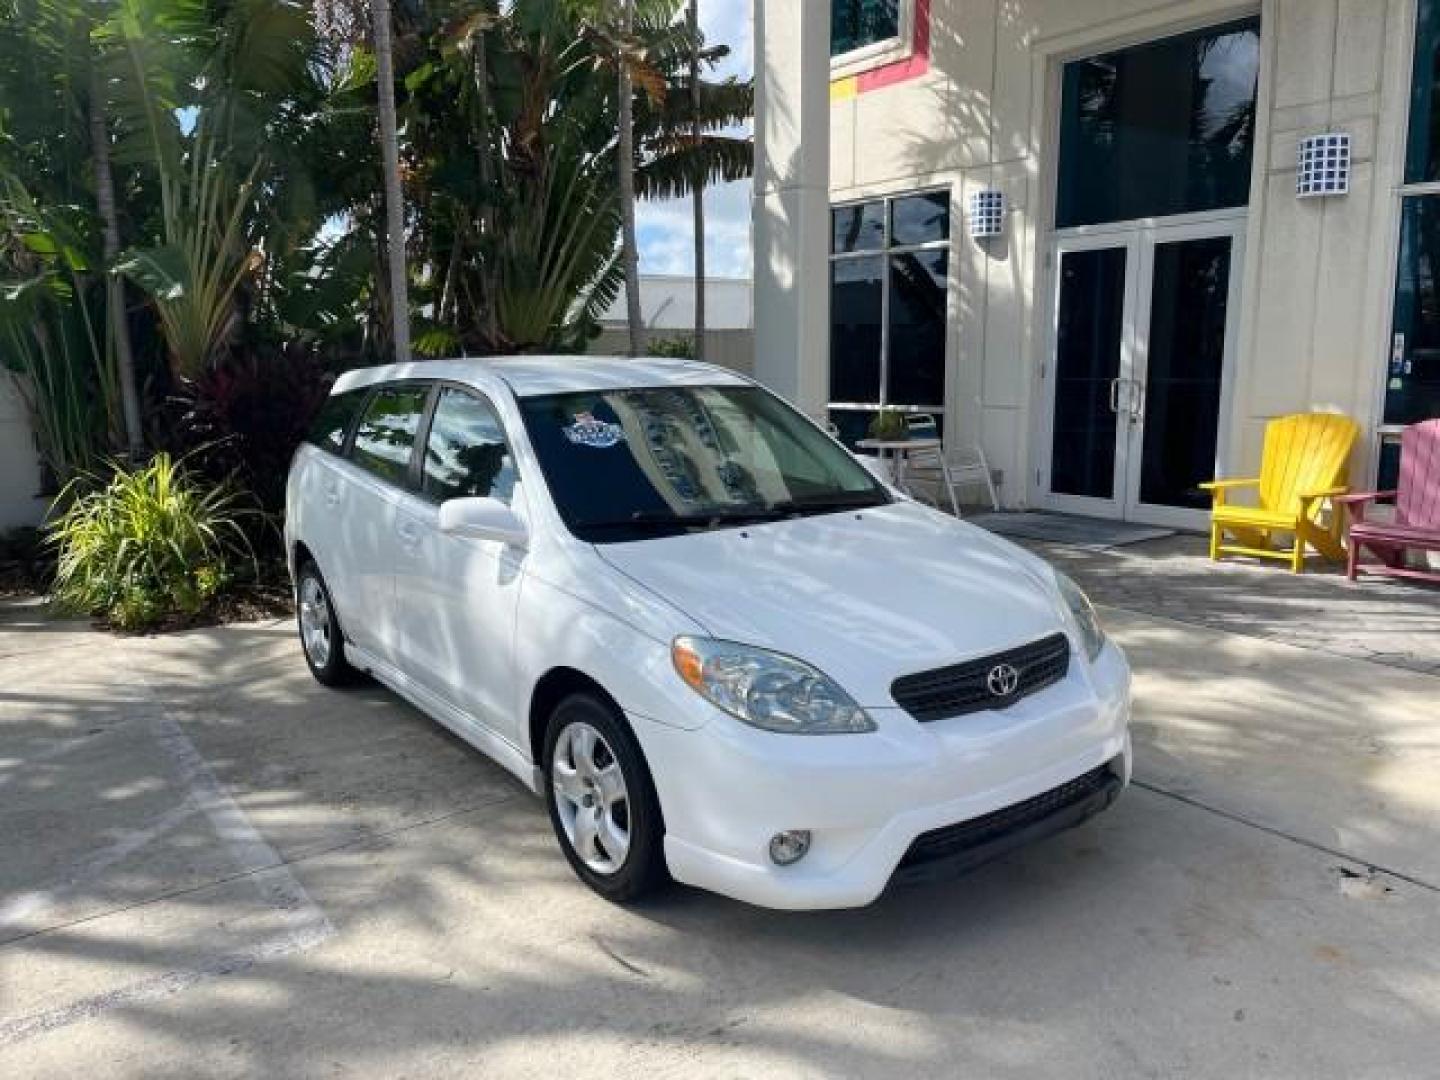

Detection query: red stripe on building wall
(855, 0), (931, 94)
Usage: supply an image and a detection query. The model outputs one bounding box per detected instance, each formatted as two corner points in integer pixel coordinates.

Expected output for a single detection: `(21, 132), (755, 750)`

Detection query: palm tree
(86, 42), (144, 461)
(617, 0), (645, 356)
(372, 0), (410, 362)
(687, 0), (704, 362)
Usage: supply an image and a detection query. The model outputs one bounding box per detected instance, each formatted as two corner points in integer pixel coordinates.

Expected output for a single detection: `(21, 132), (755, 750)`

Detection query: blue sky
(637, 0), (753, 279)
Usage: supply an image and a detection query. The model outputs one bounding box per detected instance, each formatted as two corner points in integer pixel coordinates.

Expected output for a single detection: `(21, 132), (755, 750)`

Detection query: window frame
(411, 380), (521, 507)
(343, 379), (436, 492)
(827, 187), (952, 427)
(306, 388), (368, 457)
(830, 0), (914, 77)
(1052, 15), (1263, 232)
(1382, 0), (1440, 480)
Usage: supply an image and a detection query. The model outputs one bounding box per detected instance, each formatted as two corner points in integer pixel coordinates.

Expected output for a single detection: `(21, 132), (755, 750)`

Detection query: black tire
(543, 692), (668, 903)
(295, 560), (361, 687)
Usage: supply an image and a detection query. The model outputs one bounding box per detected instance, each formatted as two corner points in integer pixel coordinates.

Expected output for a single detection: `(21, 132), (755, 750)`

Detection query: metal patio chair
(900, 414), (1001, 518)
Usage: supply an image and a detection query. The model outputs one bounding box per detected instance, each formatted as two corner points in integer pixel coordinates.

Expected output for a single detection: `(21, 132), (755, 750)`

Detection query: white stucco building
(0, 375), (45, 529)
(754, 0), (1440, 527)
(593, 275), (755, 373)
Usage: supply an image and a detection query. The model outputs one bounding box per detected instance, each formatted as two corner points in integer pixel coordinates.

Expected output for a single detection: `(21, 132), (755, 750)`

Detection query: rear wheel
(296, 561), (360, 687)
(543, 693), (667, 902)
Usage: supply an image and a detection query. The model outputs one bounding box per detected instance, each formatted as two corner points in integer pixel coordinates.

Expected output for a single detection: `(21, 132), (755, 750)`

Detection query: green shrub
(48, 454), (253, 631)
(867, 409), (906, 441)
(645, 335), (696, 359)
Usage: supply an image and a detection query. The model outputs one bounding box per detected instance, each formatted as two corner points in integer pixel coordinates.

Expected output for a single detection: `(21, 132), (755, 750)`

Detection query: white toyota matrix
(285, 357), (1132, 910)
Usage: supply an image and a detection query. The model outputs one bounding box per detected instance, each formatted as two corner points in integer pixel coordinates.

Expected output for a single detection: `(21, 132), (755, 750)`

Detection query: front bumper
(638, 640), (1132, 910)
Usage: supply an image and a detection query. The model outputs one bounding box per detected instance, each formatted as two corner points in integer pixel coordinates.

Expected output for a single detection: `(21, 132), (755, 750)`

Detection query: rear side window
(306, 389), (365, 454)
(349, 384), (430, 486)
(421, 388), (518, 504)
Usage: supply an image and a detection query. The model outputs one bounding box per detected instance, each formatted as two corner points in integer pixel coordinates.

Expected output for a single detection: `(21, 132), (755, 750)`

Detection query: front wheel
(296, 561), (360, 687)
(543, 693), (667, 903)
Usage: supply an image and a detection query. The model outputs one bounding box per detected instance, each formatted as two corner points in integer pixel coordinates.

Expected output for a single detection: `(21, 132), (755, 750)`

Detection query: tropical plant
(868, 408), (906, 441)
(49, 452), (255, 630)
(646, 334), (694, 359)
(85, 17), (145, 461)
(370, 0), (411, 361)
(1, 0), (752, 519)
(401, 0), (750, 357)
(0, 0), (129, 477)
(157, 349), (332, 520)
(687, 0), (703, 360)
(103, 0), (320, 380)
(616, 0), (644, 355)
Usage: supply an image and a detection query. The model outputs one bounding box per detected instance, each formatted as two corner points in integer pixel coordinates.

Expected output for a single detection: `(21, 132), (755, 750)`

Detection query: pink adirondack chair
(1340, 419), (1440, 586)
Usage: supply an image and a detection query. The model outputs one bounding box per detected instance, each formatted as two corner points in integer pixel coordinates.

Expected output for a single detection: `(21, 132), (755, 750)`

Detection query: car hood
(595, 501), (1072, 708)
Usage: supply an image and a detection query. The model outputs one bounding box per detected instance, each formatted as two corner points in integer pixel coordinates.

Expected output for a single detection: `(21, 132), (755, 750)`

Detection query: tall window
(828, 191), (950, 444)
(1389, 0), (1440, 445)
(831, 0), (902, 60)
(1057, 18), (1261, 228)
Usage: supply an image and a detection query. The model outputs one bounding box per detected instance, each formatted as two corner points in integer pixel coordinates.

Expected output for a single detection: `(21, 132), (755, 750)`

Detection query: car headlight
(671, 637), (876, 734)
(1054, 571), (1106, 662)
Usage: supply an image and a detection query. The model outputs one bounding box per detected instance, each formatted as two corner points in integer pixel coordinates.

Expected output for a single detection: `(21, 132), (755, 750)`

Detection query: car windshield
(518, 384), (890, 543)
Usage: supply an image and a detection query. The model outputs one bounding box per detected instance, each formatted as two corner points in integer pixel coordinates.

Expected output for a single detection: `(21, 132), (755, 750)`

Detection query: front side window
(349, 384), (429, 486)
(519, 385), (889, 543)
(829, 191), (950, 444)
(831, 0), (901, 58)
(1057, 18), (1261, 229)
(421, 388), (518, 504)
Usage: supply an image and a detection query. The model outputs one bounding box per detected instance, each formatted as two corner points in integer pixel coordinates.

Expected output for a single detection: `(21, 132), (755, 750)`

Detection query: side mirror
(438, 496), (529, 548)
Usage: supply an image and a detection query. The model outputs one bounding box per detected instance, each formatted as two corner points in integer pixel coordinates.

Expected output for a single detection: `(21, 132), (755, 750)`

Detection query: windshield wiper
(575, 497), (884, 535)
(575, 508), (788, 533)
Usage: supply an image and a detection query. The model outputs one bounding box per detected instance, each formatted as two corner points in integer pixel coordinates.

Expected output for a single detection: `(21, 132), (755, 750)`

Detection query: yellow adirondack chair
(1202, 413), (1359, 573)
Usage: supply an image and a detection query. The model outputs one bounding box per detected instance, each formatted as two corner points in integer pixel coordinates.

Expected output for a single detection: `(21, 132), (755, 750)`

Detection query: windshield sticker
(563, 412), (625, 449)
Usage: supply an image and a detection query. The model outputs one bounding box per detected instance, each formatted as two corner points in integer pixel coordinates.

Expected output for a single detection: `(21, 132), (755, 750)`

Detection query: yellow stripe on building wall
(829, 77), (858, 102)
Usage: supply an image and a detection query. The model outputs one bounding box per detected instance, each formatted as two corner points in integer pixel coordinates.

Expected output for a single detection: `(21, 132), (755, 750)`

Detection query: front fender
(511, 569), (711, 737)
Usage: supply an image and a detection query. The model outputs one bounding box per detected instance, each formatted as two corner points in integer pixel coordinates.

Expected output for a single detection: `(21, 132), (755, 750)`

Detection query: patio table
(855, 436), (941, 494)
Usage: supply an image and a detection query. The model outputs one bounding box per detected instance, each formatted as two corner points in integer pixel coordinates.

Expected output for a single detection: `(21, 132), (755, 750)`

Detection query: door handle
(397, 520), (421, 545)
(1129, 381), (1146, 422)
(322, 482), (341, 507)
(1109, 378), (1123, 414)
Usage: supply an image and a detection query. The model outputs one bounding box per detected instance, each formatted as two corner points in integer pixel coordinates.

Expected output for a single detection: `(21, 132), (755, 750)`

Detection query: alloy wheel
(298, 574), (332, 668)
(551, 720), (631, 874)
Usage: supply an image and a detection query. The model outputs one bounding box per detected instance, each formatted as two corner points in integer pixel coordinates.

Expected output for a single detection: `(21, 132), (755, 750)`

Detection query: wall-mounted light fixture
(1297, 132), (1351, 198)
(967, 189), (1007, 239)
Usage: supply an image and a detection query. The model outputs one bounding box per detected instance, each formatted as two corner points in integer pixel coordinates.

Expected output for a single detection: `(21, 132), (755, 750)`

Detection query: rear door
(335, 381), (432, 660)
(288, 387), (367, 606)
(391, 384), (525, 738)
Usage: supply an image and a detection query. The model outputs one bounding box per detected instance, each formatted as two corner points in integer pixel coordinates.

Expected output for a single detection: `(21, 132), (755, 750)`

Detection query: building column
(751, 0), (830, 417)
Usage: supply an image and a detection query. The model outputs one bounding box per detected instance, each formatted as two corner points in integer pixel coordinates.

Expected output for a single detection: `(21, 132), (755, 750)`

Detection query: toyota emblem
(987, 663), (1020, 698)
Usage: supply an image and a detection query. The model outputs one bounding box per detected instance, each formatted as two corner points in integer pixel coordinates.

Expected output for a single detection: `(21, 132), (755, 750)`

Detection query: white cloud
(638, 0), (753, 280)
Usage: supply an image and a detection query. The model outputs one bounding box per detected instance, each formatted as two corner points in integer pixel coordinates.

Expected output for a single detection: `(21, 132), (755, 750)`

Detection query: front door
(1039, 219), (1242, 529)
(391, 385), (525, 742)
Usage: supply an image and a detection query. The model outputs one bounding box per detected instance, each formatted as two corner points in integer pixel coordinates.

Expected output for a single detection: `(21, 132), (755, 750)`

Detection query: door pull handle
(1109, 378), (1123, 414)
(1130, 382), (1146, 422)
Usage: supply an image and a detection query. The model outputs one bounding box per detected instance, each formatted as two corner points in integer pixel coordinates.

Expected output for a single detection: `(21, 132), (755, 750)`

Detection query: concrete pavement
(1, 589), (1438, 1078)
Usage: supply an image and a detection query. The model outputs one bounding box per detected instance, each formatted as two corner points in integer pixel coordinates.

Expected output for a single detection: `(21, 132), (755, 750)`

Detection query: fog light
(768, 830), (811, 866)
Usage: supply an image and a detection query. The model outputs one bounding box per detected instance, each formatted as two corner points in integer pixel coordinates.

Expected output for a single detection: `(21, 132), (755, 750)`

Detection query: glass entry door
(1040, 219), (1243, 528)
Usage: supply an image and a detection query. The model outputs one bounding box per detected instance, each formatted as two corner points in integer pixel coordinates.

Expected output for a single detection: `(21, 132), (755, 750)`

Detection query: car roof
(330, 355), (752, 398)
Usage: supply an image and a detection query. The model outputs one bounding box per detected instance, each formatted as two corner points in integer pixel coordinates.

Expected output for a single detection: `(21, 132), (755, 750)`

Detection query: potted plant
(867, 408), (906, 441)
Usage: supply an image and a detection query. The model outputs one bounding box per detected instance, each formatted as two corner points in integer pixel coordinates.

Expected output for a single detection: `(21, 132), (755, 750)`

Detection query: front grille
(890, 633), (1070, 723)
(898, 764), (1114, 871)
